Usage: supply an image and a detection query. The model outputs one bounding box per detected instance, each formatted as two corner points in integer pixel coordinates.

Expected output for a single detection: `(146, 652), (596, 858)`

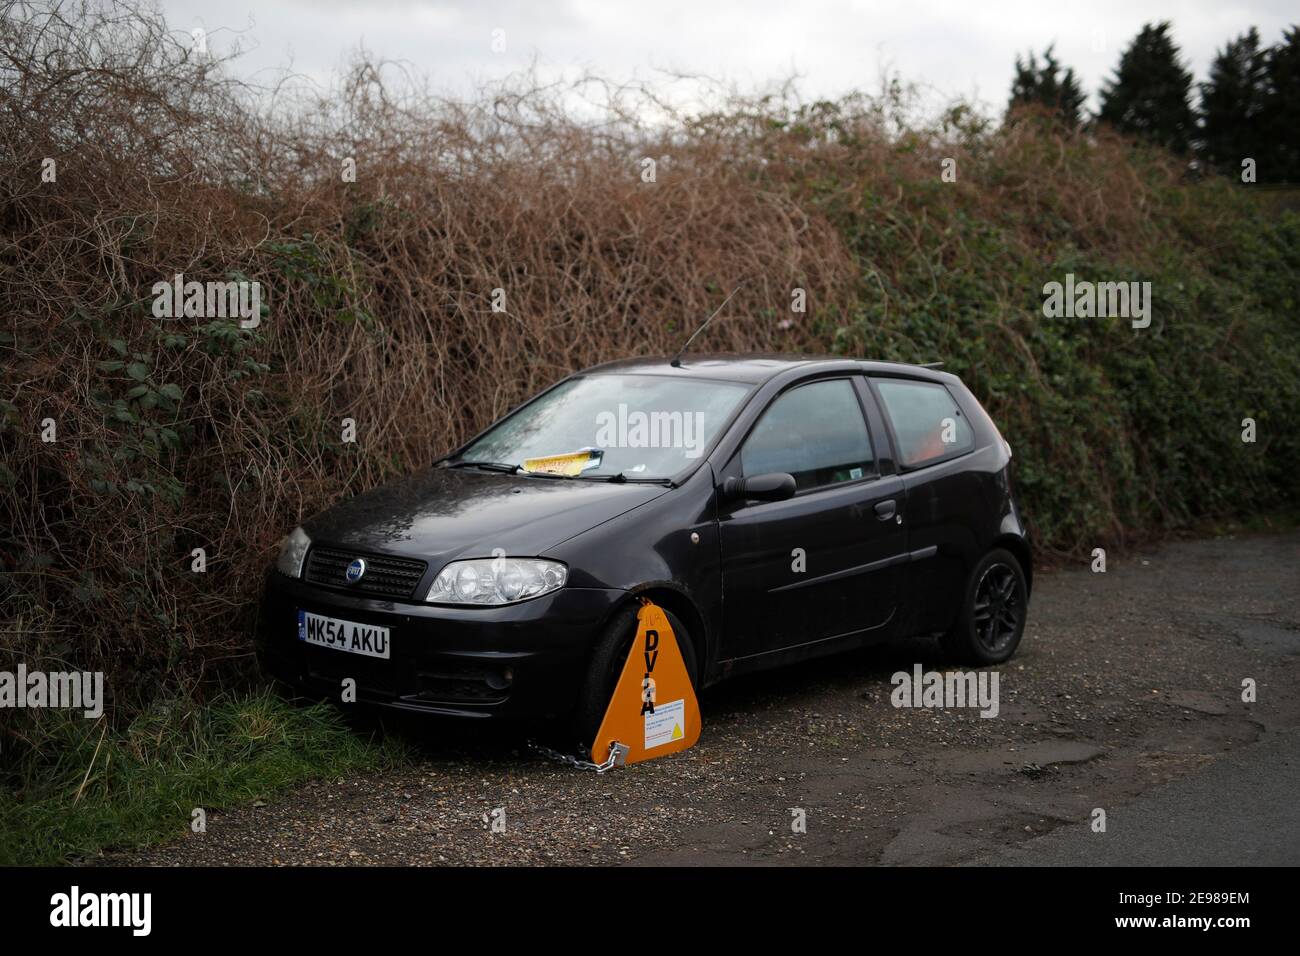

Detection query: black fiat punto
(257, 355), (1031, 734)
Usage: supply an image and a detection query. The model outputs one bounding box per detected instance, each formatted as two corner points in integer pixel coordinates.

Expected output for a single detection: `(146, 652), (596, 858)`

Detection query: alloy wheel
(972, 562), (1022, 654)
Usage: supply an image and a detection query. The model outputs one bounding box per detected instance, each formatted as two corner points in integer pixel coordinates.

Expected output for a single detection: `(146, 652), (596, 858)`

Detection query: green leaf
(126, 362), (150, 382)
(159, 383), (183, 402)
(97, 360), (125, 373)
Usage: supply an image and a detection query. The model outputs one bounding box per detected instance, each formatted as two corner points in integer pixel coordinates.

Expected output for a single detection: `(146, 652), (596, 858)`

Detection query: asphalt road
(979, 724), (1300, 865)
(113, 530), (1300, 866)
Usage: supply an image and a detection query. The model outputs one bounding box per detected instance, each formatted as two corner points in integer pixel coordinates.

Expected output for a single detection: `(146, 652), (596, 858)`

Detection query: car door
(717, 377), (908, 661)
(869, 375), (982, 636)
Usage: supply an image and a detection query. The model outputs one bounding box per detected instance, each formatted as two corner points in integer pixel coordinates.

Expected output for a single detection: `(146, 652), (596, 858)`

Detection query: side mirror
(722, 472), (797, 503)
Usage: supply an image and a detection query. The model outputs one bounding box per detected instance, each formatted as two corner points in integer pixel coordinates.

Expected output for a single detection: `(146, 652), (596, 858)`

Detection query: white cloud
(161, 0), (1299, 116)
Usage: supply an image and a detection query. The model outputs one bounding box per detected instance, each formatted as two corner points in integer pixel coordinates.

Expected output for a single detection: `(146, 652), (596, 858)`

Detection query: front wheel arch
(613, 585), (710, 685)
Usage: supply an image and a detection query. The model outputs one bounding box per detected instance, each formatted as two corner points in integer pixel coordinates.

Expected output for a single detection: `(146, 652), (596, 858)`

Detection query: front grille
(303, 547), (427, 600)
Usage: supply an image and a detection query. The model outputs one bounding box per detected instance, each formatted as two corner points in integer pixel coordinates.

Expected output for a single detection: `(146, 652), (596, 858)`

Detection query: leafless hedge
(3, 1), (1294, 722)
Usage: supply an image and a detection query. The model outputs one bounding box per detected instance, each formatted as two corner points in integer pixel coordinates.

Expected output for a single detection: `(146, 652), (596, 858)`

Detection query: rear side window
(874, 379), (973, 468)
(741, 379), (874, 491)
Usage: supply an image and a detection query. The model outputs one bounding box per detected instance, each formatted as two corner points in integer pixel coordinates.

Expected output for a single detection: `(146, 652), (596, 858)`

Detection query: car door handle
(874, 499), (897, 520)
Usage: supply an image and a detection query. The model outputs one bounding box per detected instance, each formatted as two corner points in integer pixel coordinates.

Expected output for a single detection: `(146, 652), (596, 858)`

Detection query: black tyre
(940, 548), (1028, 665)
(574, 604), (698, 747)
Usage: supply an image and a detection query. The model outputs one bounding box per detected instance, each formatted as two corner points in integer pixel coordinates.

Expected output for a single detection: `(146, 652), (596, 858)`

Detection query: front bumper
(256, 572), (625, 719)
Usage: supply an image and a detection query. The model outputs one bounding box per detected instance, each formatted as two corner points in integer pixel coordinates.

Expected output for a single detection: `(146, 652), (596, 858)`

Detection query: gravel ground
(112, 531), (1300, 866)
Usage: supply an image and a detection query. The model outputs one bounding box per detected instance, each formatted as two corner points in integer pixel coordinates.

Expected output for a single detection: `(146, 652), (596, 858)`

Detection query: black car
(257, 355), (1031, 735)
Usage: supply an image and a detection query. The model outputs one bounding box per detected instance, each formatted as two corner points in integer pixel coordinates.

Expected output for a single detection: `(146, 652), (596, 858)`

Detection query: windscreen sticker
(644, 698), (685, 749)
(520, 448), (602, 476)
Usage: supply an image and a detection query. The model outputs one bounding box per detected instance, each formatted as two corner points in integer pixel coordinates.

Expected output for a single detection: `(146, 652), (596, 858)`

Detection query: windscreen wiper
(447, 460), (520, 473)
(577, 473), (674, 486)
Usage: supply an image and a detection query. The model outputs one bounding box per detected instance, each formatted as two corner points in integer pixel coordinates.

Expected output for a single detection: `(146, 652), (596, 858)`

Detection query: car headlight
(275, 526), (311, 578)
(426, 557), (567, 605)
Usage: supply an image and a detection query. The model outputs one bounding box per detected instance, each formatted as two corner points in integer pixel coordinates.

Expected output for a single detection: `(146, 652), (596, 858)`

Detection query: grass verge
(0, 689), (411, 866)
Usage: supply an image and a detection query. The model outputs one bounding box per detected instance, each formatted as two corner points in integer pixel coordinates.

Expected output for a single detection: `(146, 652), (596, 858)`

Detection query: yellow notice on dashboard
(520, 448), (602, 476)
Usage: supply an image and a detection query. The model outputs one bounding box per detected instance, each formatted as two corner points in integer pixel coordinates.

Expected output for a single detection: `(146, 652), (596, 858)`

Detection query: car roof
(582, 353), (952, 386)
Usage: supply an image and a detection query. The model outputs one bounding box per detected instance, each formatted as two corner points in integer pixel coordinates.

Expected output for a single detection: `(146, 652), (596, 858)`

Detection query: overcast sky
(160, 0), (1298, 117)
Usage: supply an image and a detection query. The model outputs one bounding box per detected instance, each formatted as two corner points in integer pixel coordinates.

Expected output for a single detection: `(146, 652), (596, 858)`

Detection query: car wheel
(574, 604), (699, 748)
(940, 548), (1028, 666)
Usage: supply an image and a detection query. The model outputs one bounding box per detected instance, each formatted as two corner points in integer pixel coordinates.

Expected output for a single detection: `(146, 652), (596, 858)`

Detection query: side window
(740, 380), (874, 491)
(873, 379), (974, 468)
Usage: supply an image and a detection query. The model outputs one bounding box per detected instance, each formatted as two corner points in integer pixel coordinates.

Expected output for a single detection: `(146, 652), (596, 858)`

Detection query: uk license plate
(297, 610), (390, 660)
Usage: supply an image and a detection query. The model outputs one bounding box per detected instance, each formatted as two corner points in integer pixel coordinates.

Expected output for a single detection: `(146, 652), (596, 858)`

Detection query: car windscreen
(457, 374), (751, 479)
